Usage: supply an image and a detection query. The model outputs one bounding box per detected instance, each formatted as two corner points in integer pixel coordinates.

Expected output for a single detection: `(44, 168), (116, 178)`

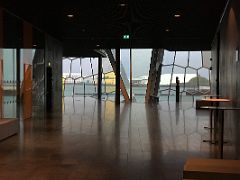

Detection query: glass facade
(2, 49), (17, 118)
(132, 49), (152, 103)
(62, 49), (211, 103)
(159, 50), (212, 102)
(62, 57), (98, 97)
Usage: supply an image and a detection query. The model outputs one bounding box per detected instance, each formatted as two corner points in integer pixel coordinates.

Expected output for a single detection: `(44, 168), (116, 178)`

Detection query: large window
(159, 50), (211, 101)
(62, 57), (98, 97)
(102, 55), (116, 101)
(2, 49), (17, 118)
(132, 49), (152, 103)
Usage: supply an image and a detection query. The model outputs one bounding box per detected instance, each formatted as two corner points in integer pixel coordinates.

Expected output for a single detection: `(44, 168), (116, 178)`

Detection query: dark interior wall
(211, 36), (218, 95)
(32, 49), (45, 106)
(214, 0), (240, 105)
(211, 0), (240, 157)
(0, 8), (63, 113)
(45, 35), (62, 111)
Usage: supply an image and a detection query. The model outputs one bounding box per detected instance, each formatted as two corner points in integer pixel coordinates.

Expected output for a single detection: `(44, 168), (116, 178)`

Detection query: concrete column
(145, 49), (164, 103)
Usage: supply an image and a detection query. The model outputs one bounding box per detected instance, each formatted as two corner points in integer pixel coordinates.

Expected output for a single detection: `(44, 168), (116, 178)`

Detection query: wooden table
(200, 106), (240, 159)
(200, 98), (230, 143)
(201, 98), (230, 103)
(202, 94), (221, 99)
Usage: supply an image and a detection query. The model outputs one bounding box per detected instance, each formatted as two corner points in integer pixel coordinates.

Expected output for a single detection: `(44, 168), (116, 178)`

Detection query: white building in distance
(160, 74), (196, 85)
(132, 74), (197, 86)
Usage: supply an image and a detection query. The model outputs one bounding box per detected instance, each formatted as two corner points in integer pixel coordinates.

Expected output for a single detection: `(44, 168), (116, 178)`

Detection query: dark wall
(211, 0), (240, 158)
(212, 0), (240, 104)
(211, 36), (218, 95)
(0, 8), (63, 114)
(45, 35), (62, 111)
(32, 49), (45, 106)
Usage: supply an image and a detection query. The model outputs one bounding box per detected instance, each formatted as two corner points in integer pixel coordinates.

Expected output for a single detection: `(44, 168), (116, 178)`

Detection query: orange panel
(0, 59), (3, 118)
(23, 64), (32, 119)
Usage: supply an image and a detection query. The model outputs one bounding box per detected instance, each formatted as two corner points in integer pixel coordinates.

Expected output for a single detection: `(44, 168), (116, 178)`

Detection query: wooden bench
(196, 99), (212, 109)
(183, 158), (240, 180)
(0, 119), (18, 141)
(195, 95), (221, 109)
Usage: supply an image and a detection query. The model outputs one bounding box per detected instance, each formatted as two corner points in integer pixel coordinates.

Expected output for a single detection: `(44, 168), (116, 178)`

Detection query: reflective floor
(0, 97), (238, 179)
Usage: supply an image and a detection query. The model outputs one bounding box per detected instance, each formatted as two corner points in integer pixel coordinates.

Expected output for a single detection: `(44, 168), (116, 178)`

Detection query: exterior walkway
(0, 97), (237, 179)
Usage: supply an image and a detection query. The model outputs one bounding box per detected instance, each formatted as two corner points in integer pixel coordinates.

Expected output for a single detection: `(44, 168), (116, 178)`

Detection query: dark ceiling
(1, 0), (227, 56)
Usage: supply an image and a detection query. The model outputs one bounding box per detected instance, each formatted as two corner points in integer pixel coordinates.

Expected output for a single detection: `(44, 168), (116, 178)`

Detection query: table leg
(210, 109), (213, 135)
(214, 108), (219, 144)
(203, 109), (215, 144)
(204, 109), (214, 130)
(220, 110), (224, 159)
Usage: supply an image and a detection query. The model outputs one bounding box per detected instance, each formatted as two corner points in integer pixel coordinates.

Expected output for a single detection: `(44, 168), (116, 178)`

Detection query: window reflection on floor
(62, 96), (214, 156)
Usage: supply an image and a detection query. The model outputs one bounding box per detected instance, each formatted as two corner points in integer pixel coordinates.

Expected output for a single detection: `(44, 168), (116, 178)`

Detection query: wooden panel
(0, 119), (18, 141)
(23, 64), (32, 119)
(23, 22), (33, 48)
(184, 158), (240, 180)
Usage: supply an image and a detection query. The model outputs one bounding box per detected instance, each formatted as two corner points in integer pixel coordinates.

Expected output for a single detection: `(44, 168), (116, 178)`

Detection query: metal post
(84, 82), (86, 97)
(220, 110), (224, 159)
(130, 48), (132, 101)
(16, 47), (21, 118)
(98, 56), (102, 100)
(176, 76), (180, 102)
(115, 48), (120, 104)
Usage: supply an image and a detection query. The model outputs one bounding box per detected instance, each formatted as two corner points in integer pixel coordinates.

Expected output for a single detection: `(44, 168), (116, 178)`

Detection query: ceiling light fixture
(67, 14), (74, 18)
(119, 3), (126, 7)
(165, 29), (170, 32)
(174, 14), (181, 18)
(123, 34), (130, 39)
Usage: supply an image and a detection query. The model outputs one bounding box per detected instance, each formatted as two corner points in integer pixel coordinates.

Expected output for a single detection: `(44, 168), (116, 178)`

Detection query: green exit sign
(123, 34), (130, 39)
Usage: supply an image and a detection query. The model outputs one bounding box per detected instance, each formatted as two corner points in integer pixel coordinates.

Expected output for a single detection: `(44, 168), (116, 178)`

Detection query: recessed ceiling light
(174, 14), (181, 18)
(119, 3), (126, 7)
(67, 14), (74, 18)
(96, 44), (100, 47)
(165, 29), (170, 32)
(33, 44), (37, 47)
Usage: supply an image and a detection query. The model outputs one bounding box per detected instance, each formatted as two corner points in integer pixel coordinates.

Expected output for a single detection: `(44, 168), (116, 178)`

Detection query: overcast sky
(63, 49), (211, 79)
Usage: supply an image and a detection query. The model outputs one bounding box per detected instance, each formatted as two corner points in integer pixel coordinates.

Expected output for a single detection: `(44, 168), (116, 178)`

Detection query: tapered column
(115, 48), (120, 104)
(145, 49), (164, 103)
(98, 56), (102, 100)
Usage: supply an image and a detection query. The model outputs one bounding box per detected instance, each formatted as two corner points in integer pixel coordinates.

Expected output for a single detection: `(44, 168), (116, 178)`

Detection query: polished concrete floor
(0, 97), (238, 179)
